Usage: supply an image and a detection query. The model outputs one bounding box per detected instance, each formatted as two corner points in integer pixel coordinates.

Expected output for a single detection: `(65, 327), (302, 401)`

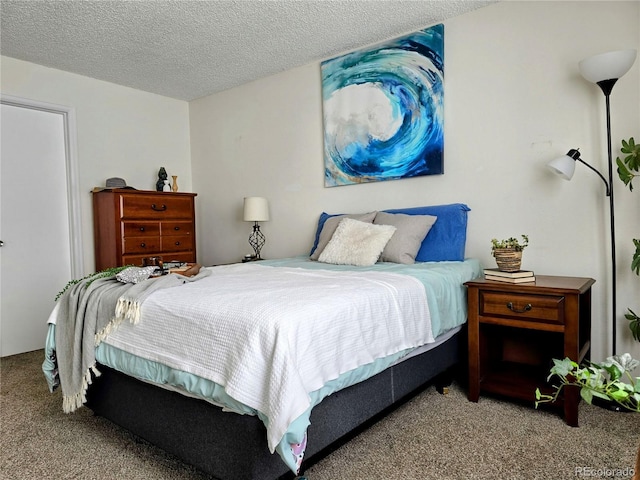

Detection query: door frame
(1, 94), (84, 277)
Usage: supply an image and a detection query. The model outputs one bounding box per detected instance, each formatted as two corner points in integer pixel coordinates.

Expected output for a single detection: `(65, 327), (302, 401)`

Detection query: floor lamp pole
(603, 90), (617, 356)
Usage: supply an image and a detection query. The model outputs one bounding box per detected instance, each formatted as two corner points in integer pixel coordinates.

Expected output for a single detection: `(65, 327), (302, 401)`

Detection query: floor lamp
(547, 49), (636, 356)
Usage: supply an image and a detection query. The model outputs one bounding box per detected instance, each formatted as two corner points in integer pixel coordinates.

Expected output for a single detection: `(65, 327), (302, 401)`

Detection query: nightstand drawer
(480, 291), (565, 324)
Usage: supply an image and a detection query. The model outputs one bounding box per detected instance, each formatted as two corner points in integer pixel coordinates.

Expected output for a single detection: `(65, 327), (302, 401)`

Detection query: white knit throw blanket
(54, 269), (211, 413)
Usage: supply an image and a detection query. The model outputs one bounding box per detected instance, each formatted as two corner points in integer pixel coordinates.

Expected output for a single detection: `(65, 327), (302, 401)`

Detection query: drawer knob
(140, 242), (146, 248)
(151, 203), (167, 211)
(174, 226), (180, 231)
(139, 227), (145, 232)
(507, 302), (532, 313)
(175, 241), (181, 246)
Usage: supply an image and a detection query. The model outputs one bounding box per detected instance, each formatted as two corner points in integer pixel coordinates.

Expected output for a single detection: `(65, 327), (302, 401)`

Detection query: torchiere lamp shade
(578, 49), (637, 84)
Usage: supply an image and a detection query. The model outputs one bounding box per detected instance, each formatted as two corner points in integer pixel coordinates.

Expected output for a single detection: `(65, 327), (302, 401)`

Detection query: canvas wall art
(321, 24), (444, 187)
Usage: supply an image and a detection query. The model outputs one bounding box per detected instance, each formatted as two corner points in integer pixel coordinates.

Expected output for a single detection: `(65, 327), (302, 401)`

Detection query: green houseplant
(616, 137), (640, 341)
(490, 234), (529, 272)
(535, 353), (640, 413)
(536, 354), (640, 477)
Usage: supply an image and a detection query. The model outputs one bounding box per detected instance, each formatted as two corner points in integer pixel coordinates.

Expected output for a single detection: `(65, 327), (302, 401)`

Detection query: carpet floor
(1, 349), (638, 480)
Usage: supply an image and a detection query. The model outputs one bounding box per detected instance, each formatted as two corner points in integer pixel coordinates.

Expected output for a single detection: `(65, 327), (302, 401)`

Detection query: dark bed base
(86, 329), (465, 480)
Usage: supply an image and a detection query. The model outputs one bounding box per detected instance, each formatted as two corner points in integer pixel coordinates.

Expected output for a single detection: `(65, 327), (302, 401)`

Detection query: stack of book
(483, 268), (535, 283)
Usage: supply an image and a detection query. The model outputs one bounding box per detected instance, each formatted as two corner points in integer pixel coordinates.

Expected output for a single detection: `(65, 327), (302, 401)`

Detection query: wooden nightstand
(465, 275), (595, 426)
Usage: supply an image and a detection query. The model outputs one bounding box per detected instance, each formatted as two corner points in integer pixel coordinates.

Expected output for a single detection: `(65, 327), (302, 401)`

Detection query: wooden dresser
(93, 189), (197, 271)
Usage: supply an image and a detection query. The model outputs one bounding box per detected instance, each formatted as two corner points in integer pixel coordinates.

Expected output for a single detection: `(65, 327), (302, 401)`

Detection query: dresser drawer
(123, 251), (196, 267)
(480, 291), (565, 324)
(121, 194), (193, 219)
(161, 221), (193, 236)
(122, 221), (160, 237)
(123, 236), (161, 254)
(161, 235), (193, 252)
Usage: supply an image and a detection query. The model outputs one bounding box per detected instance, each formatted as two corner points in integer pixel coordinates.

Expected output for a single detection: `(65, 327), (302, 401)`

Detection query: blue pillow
(309, 212), (351, 256)
(383, 204), (470, 262)
(310, 203), (470, 262)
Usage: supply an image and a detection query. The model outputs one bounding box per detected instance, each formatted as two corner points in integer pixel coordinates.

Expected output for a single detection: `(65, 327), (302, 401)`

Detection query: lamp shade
(578, 49), (637, 84)
(547, 149), (581, 181)
(243, 197), (269, 222)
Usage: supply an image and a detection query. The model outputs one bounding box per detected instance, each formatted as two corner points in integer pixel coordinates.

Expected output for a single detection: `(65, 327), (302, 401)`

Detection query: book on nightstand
(483, 268), (534, 278)
(485, 274), (536, 284)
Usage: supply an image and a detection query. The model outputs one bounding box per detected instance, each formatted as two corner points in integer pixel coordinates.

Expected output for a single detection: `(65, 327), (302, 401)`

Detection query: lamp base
(248, 222), (265, 260)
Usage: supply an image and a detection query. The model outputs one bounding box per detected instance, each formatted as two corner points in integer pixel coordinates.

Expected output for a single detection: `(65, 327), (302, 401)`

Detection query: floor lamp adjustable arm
(577, 158), (611, 196)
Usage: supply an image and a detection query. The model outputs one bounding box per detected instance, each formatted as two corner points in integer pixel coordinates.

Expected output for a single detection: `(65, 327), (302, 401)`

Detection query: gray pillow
(373, 212), (437, 264)
(310, 211), (377, 260)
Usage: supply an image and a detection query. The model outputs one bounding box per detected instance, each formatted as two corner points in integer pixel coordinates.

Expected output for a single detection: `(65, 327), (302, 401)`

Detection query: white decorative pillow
(318, 218), (397, 267)
(310, 211), (377, 260)
(374, 212), (438, 264)
(116, 266), (158, 284)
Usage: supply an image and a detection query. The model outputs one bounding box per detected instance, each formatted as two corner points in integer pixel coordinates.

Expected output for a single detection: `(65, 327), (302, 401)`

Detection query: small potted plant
(491, 234), (529, 272)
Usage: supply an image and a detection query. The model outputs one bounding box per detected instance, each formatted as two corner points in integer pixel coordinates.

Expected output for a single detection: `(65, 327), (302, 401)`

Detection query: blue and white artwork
(321, 24), (444, 187)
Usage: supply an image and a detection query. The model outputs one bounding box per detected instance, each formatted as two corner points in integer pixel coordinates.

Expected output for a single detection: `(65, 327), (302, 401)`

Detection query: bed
(43, 203), (482, 480)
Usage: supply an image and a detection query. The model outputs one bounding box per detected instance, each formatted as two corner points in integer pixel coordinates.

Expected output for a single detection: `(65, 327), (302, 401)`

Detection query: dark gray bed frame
(86, 328), (465, 480)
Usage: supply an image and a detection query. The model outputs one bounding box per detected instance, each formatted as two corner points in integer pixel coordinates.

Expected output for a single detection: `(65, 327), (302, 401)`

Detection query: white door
(0, 103), (73, 356)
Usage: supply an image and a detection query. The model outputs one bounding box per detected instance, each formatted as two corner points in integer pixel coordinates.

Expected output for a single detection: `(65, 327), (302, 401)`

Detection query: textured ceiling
(1, 0), (495, 101)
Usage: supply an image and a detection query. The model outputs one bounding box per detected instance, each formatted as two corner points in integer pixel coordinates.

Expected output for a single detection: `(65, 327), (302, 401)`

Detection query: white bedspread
(102, 263), (433, 451)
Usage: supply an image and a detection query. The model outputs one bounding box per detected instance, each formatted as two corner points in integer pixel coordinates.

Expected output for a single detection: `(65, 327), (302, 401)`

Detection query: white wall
(190, 1), (640, 360)
(0, 56), (192, 272)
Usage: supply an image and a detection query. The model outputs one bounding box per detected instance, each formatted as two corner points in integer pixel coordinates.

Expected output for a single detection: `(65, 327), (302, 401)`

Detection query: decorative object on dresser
(92, 189), (196, 271)
(243, 196), (269, 260)
(105, 177), (130, 189)
(490, 234), (529, 272)
(155, 167), (168, 192)
(465, 275), (595, 427)
(546, 48), (636, 356)
(171, 175), (178, 192)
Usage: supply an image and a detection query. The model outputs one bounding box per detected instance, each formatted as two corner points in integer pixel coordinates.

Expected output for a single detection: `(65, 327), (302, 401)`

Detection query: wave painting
(321, 24), (444, 187)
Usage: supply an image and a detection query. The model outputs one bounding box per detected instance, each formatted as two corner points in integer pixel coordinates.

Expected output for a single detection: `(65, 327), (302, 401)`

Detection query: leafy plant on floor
(616, 137), (640, 342)
(535, 354), (640, 413)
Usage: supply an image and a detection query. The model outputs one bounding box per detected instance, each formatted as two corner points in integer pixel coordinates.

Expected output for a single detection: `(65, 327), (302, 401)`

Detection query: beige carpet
(1, 349), (638, 480)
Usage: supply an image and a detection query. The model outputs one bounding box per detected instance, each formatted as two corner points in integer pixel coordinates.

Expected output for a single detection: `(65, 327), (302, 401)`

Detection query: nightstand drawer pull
(507, 302), (532, 313)
(151, 203), (167, 211)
